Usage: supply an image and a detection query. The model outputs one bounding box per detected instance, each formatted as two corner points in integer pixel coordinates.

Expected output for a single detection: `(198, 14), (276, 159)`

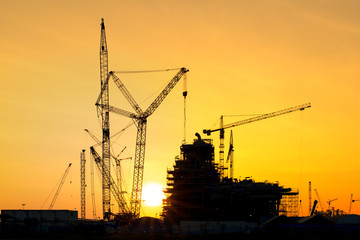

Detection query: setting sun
(142, 183), (166, 207)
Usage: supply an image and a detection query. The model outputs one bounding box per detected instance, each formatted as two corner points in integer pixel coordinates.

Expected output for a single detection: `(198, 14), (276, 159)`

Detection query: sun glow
(142, 183), (165, 207)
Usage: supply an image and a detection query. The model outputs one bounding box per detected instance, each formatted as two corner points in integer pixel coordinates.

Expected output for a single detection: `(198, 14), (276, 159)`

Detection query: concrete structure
(1, 210), (78, 233)
(163, 136), (298, 225)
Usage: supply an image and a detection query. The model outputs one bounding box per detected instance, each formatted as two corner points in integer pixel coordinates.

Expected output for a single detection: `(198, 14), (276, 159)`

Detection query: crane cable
(112, 68), (181, 74)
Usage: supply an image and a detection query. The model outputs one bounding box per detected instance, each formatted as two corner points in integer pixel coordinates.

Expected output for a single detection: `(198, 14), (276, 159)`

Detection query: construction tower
(99, 18), (111, 220)
(80, 149), (86, 220)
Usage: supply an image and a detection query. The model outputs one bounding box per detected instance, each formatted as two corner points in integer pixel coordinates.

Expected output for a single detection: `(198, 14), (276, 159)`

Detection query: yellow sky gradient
(1, 0), (360, 218)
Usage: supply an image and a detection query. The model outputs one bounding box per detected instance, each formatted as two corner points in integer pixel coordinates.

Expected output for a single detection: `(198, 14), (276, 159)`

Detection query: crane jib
(203, 103), (311, 134)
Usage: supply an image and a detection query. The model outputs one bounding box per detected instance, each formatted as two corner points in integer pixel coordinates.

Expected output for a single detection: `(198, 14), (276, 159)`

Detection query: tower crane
(203, 102), (311, 179)
(96, 68), (188, 219)
(327, 198), (338, 210)
(49, 163), (72, 210)
(349, 194), (360, 214)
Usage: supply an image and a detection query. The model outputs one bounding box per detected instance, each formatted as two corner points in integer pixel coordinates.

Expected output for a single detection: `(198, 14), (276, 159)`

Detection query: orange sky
(1, 0), (360, 219)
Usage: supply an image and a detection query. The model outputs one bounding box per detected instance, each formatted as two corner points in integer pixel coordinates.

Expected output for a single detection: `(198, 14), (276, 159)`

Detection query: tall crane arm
(204, 102), (311, 135)
(90, 147), (130, 214)
(314, 189), (325, 211)
(84, 129), (102, 148)
(96, 104), (138, 120)
(110, 72), (143, 115)
(144, 67), (189, 117)
(49, 163), (72, 210)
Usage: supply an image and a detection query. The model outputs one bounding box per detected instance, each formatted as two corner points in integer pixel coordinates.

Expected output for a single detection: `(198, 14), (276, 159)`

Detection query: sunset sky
(1, 0), (360, 218)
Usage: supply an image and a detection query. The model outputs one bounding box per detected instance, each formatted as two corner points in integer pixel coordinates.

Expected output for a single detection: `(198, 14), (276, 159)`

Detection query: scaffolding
(163, 136), (298, 223)
(280, 190), (299, 217)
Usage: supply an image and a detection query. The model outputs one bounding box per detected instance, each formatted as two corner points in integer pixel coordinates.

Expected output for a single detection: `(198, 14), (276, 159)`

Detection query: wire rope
(112, 68), (181, 74)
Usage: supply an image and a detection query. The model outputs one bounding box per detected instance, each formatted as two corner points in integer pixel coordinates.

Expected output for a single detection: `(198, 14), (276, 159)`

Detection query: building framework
(163, 135), (299, 224)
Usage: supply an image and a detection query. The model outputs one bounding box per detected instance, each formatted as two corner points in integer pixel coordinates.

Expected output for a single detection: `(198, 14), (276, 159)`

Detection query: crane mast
(203, 102), (311, 179)
(99, 18), (111, 220)
(309, 181), (312, 216)
(80, 150), (86, 220)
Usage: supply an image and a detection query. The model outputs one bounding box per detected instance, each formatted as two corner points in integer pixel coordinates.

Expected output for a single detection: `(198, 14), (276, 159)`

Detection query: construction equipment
(85, 129), (130, 214)
(90, 147), (130, 218)
(314, 189), (325, 212)
(113, 147), (132, 208)
(327, 198), (338, 210)
(114, 155), (132, 194)
(90, 152), (97, 219)
(349, 193), (360, 214)
(203, 102), (311, 179)
(96, 68), (188, 219)
(80, 150), (86, 220)
(49, 163), (72, 210)
(226, 130), (234, 179)
(84, 129), (130, 160)
(309, 181), (312, 216)
(310, 200), (318, 216)
(183, 73), (188, 143)
(98, 18), (111, 220)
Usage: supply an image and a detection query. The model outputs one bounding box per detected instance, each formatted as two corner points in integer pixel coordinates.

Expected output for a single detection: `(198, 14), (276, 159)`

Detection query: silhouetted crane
(90, 147), (130, 218)
(96, 68), (189, 219)
(49, 163), (72, 210)
(349, 193), (360, 214)
(226, 130), (234, 179)
(98, 18), (111, 220)
(327, 198), (338, 210)
(314, 189), (325, 212)
(203, 103), (311, 179)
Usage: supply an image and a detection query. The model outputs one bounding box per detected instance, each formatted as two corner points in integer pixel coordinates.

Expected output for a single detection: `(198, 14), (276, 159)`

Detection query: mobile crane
(49, 163), (72, 210)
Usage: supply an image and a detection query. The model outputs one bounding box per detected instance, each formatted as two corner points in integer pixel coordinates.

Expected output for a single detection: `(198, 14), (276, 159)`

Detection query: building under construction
(162, 134), (298, 225)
